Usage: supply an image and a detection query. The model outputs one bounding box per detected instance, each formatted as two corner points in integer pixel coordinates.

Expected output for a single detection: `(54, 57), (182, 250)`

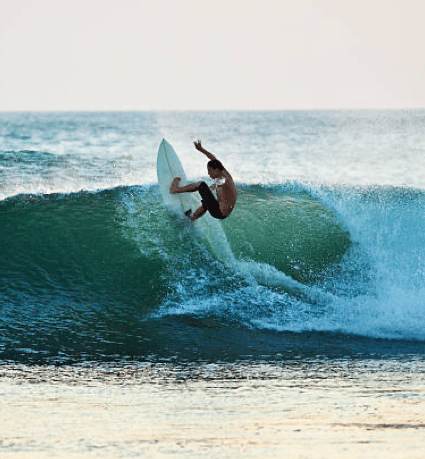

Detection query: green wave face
(0, 184), (352, 363)
(223, 186), (351, 283)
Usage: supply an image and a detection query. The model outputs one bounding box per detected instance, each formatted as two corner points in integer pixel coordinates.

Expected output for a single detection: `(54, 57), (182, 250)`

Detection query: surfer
(170, 140), (237, 222)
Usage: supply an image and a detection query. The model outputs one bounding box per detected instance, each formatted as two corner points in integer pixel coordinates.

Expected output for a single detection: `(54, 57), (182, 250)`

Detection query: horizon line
(1, 107), (424, 113)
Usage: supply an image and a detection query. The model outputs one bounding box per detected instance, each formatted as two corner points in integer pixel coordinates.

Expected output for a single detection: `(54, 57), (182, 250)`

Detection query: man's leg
(190, 205), (207, 222)
(169, 179), (209, 222)
(170, 178), (203, 194)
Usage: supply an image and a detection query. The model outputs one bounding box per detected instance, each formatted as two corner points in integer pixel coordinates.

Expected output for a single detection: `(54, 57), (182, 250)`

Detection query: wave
(1, 184), (424, 363)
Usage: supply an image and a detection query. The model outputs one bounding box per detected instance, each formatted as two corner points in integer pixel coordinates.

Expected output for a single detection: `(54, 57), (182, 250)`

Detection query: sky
(0, 0), (424, 111)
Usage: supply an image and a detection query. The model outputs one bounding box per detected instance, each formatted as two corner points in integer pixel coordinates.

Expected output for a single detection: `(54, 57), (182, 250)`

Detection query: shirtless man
(170, 140), (237, 222)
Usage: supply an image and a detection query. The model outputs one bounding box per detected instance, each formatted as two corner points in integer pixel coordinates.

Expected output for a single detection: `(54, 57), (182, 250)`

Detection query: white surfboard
(157, 139), (200, 217)
(156, 139), (236, 268)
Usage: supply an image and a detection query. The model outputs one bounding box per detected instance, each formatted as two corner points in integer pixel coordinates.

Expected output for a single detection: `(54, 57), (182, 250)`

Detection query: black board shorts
(197, 182), (226, 220)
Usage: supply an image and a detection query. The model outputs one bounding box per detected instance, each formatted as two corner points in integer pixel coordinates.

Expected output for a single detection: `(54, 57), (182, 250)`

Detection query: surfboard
(157, 139), (200, 218)
(156, 139), (236, 267)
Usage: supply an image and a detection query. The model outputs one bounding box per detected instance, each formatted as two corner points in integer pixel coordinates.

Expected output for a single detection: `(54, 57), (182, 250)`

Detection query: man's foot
(184, 209), (192, 218)
(170, 177), (182, 194)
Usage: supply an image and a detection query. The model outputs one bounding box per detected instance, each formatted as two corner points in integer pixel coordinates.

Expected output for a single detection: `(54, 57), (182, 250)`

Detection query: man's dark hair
(208, 159), (224, 171)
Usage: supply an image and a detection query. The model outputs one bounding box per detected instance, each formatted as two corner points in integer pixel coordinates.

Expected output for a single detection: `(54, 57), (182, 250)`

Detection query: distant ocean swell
(1, 183), (424, 363)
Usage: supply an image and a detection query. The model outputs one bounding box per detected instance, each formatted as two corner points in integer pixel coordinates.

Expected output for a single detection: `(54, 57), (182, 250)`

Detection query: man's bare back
(213, 169), (237, 217)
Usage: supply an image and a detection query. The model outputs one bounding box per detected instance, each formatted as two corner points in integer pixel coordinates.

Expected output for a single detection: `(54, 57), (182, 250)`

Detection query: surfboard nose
(160, 138), (170, 150)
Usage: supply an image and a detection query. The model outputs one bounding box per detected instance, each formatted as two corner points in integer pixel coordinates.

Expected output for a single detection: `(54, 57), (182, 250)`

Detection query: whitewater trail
(192, 212), (335, 306)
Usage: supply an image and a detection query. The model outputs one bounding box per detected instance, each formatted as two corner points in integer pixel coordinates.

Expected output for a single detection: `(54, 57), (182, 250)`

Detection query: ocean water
(1, 110), (425, 457)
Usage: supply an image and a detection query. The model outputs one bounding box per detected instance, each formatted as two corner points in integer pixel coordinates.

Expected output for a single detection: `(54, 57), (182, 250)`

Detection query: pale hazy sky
(1, 0), (424, 111)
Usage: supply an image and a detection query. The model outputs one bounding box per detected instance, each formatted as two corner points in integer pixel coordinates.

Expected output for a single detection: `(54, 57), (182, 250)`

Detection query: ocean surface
(1, 110), (425, 457)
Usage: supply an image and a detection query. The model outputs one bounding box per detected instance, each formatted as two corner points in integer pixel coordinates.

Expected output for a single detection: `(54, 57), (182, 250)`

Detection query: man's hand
(194, 140), (204, 152)
(194, 140), (216, 160)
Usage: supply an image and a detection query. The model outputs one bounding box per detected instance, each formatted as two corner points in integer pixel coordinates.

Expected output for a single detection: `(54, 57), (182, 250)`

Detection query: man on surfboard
(170, 140), (237, 222)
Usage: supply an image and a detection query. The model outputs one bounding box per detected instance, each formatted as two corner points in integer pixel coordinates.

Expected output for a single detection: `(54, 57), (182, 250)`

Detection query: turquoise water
(1, 110), (424, 364)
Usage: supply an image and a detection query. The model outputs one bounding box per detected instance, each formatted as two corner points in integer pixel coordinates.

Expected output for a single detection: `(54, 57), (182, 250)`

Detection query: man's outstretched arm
(194, 140), (216, 161)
